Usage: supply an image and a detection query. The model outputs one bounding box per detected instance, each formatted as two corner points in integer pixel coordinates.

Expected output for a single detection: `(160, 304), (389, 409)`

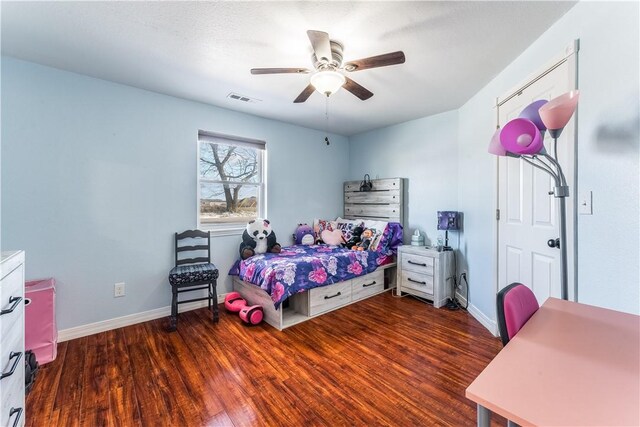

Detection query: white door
(497, 58), (576, 303)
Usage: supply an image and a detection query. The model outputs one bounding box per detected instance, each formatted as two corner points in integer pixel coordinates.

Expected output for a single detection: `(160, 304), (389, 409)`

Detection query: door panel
(531, 252), (554, 302)
(533, 172), (554, 227)
(506, 246), (523, 285)
(506, 160), (523, 223)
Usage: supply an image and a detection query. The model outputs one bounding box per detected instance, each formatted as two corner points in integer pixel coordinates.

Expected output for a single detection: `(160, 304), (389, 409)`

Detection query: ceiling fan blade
(307, 30), (333, 64)
(343, 77), (373, 101)
(251, 68), (310, 75)
(344, 51), (405, 72)
(293, 84), (316, 103)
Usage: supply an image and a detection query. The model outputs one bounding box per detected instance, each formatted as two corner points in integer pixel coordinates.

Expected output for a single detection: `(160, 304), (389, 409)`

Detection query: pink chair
(496, 283), (539, 346)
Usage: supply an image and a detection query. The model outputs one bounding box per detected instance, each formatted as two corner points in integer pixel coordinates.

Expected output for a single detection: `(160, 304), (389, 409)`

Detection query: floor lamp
(488, 91), (579, 300)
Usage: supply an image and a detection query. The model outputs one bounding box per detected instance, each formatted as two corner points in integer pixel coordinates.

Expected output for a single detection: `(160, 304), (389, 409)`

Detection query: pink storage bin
(25, 278), (58, 364)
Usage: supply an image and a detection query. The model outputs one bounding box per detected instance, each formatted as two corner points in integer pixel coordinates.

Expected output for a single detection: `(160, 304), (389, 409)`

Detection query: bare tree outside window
(199, 140), (263, 226)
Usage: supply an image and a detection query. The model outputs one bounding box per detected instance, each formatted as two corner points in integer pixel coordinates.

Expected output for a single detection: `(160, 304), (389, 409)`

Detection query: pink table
(466, 298), (640, 426)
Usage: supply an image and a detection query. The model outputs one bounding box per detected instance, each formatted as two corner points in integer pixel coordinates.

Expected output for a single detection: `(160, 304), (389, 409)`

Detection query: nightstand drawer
(401, 270), (434, 295)
(401, 254), (434, 276)
(352, 271), (384, 301)
(309, 281), (352, 316)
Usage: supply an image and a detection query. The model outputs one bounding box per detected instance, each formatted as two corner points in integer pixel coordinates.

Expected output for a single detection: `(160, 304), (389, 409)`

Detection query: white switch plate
(579, 191), (592, 215)
(114, 282), (126, 297)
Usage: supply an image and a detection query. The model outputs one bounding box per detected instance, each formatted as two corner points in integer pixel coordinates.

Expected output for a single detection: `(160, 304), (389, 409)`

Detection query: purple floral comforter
(233, 245), (393, 308)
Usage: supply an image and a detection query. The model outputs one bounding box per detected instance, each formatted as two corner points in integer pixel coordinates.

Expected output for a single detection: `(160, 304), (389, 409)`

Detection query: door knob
(547, 238), (560, 249)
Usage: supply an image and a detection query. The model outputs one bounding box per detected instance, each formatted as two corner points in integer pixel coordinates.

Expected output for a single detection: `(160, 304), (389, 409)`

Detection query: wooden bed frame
(232, 177), (405, 330)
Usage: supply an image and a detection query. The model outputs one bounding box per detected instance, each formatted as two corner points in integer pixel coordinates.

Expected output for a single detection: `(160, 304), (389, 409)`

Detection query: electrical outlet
(114, 282), (125, 297)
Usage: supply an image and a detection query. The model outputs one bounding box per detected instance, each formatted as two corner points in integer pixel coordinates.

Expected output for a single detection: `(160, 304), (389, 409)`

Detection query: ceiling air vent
(227, 93), (261, 103)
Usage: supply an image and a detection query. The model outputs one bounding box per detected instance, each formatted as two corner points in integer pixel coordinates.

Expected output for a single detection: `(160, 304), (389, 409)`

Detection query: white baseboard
(455, 290), (467, 309)
(58, 292), (229, 342)
(467, 303), (499, 337)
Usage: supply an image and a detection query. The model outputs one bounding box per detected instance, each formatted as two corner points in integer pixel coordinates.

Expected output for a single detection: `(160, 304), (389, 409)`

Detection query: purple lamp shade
(487, 127), (506, 156)
(519, 100), (548, 131)
(500, 118), (544, 155)
(539, 90), (580, 130)
(437, 211), (460, 231)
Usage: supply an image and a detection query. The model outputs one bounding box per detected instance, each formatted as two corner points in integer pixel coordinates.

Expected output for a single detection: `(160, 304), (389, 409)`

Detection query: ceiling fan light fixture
(310, 70), (346, 96)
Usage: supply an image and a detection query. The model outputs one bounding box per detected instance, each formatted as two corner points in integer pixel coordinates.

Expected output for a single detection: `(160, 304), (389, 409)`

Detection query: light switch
(579, 191), (592, 215)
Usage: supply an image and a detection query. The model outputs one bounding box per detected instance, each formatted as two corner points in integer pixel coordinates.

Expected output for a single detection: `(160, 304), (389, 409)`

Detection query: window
(198, 131), (265, 233)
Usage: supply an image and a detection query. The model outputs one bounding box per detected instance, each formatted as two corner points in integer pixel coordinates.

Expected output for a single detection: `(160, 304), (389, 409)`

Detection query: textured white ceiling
(1, 1), (575, 136)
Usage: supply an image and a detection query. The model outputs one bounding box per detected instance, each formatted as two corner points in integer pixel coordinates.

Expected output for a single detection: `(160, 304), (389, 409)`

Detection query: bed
(231, 177), (405, 330)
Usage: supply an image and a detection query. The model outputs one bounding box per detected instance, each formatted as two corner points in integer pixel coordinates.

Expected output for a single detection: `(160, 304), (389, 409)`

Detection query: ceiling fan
(251, 30), (405, 103)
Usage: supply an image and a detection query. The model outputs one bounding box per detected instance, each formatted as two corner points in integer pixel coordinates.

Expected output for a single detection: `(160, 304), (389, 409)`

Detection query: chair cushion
(503, 285), (539, 339)
(497, 283), (539, 346)
(169, 263), (219, 286)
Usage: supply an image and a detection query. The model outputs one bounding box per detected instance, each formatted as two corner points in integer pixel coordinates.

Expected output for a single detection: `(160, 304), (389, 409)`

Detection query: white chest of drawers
(396, 246), (453, 308)
(1, 251), (25, 427)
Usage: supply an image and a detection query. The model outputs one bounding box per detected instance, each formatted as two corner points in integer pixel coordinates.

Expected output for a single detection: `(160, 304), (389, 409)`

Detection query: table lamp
(487, 90), (579, 300)
(437, 211), (460, 251)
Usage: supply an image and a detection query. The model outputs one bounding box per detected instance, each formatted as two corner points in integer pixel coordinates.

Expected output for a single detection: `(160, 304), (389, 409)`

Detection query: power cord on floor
(445, 278), (469, 310)
(445, 251), (470, 311)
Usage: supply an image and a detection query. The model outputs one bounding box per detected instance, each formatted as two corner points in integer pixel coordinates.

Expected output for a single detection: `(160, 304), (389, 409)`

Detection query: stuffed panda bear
(239, 218), (282, 260)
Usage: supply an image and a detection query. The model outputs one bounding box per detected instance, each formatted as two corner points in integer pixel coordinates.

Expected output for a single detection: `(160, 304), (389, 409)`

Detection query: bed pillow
(334, 218), (365, 242)
(360, 219), (388, 251)
(375, 222), (404, 254)
(313, 218), (337, 242)
(321, 229), (344, 246)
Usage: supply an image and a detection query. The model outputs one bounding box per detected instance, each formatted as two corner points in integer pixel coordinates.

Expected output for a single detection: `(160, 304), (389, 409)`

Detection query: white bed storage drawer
(401, 270), (434, 295)
(352, 271), (384, 302)
(309, 280), (352, 316)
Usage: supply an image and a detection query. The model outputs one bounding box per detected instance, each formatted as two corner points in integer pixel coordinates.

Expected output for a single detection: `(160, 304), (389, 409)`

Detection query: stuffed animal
(343, 226), (364, 249)
(354, 229), (374, 251)
(293, 223), (315, 245)
(239, 218), (282, 260)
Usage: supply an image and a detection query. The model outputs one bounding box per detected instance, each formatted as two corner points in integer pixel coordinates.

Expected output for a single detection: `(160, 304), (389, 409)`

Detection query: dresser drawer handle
(9, 407), (23, 427)
(0, 296), (23, 316)
(362, 281), (377, 288)
(407, 278), (427, 286)
(0, 352), (23, 380)
(324, 292), (342, 300)
(408, 260), (427, 267)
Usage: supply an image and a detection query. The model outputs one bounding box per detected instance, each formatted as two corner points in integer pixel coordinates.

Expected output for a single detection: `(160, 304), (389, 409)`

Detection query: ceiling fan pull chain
(325, 97), (330, 146)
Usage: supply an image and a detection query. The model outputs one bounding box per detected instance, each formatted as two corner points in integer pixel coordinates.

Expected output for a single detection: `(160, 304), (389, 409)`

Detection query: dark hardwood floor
(26, 292), (505, 426)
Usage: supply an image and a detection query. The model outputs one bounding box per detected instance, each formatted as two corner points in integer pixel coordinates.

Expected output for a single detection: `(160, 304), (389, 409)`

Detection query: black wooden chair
(168, 230), (218, 331)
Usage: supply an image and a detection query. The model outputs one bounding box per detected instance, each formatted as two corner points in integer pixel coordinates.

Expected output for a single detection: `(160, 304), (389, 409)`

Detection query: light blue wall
(348, 110), (459, 245)
(1, 57), (349, 330)
(457, 0), (639, 320)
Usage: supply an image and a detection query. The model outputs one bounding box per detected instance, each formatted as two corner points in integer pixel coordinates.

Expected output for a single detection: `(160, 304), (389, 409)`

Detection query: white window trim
(196, 131), (266, 237)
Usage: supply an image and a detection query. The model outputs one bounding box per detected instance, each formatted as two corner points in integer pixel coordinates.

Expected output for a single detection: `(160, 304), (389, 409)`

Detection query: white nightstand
(396, 246), (454, 308)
